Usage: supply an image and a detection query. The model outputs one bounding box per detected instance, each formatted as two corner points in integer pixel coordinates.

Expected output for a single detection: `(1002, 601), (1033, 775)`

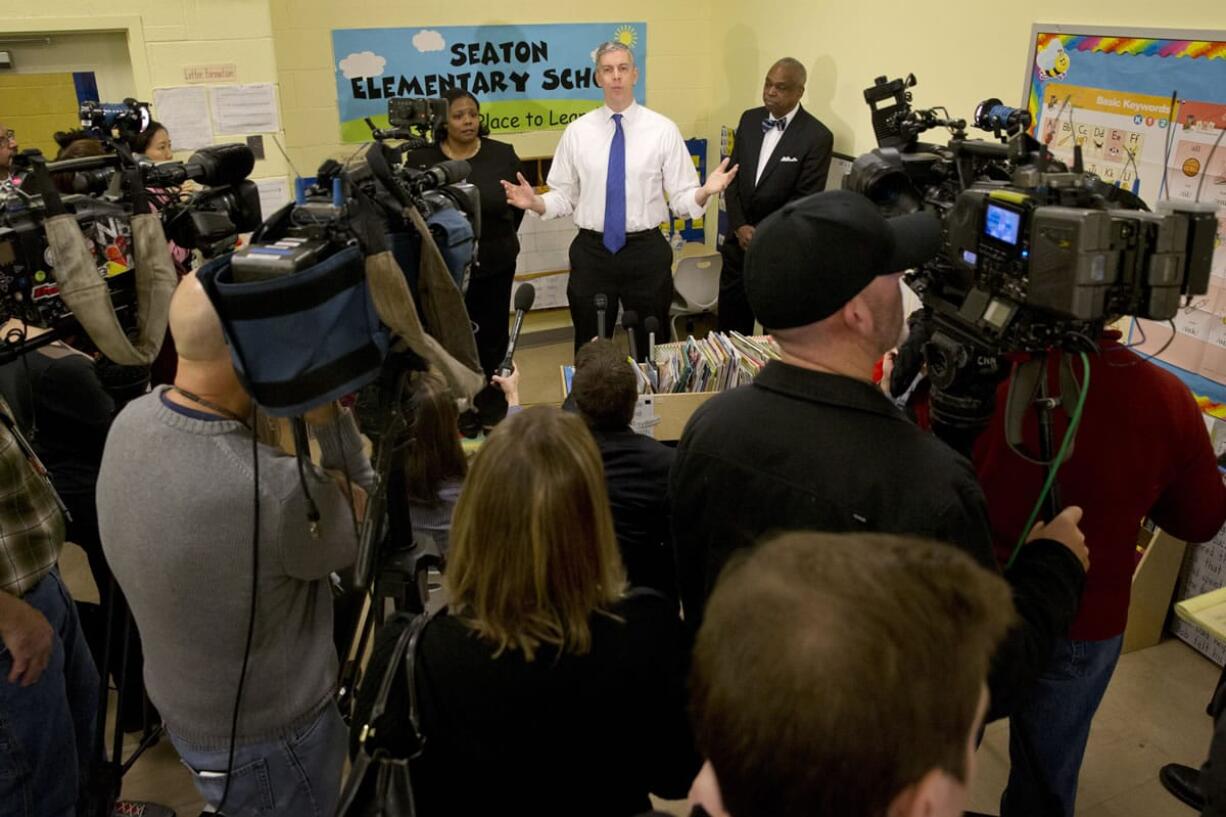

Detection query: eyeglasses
(1, 130), (13, 143)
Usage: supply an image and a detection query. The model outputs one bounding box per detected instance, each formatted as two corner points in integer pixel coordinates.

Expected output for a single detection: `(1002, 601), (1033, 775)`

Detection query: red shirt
(973, 336), (1226, 640)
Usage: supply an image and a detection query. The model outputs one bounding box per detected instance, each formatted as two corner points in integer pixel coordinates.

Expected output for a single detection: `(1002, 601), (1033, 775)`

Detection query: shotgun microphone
(594, 293), (608, 339)
(496, 284), (536, 377)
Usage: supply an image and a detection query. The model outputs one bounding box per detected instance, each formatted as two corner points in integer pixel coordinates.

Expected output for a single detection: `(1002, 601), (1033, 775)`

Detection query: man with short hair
(0, 122), (18, 185)
(688, 531), (1015, 817)
(572, 339), (676, 597)
(720, 58), (833, 335)
(503, 41), (737, 357)
(0, 392), (98, 816)
(670, 190), (1088, 718)
(97, 271), (374, 814)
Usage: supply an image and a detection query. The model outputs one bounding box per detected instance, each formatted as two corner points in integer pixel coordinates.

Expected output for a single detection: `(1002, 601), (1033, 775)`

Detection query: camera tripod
(79, 575), (167, 817)
(336, 349), (442, 722)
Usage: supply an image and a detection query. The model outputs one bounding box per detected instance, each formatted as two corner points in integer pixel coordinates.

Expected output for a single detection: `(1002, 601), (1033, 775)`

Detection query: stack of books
(644, 332), (779, 394)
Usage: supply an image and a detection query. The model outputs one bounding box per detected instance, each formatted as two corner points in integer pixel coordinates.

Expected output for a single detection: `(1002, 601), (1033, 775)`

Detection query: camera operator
(687, 531), (1015, 817)
(671, 191), (1088, 719)
(0, 120), (20, 186)
(50, 131), (105, 194)
(0, 394), (99, 816)
(97, 271), (374, 815)
(963, 326), (1226, 816)
(126, 120), (174, 162)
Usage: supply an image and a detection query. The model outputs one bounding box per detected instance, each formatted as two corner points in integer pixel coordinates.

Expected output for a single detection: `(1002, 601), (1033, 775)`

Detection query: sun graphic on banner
(613, 25), (638, 49)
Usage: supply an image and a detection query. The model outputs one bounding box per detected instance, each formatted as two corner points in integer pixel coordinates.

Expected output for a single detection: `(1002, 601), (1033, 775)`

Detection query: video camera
(0, 97), (260, 368)
(847, 73), (1215, 438)
(0, 142), (260, 330)
(231, 96), (478, 281)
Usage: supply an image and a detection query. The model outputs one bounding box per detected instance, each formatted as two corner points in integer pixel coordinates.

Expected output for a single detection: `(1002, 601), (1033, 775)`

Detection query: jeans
(170, 702), (347, 817)
(1001, 634), (1124, 817)
(0, 570), (100, 817)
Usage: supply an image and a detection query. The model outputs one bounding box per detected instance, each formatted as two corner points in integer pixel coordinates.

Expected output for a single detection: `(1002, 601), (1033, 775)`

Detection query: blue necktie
(603, 113), (626, 254)
(762, 116), (786, 133)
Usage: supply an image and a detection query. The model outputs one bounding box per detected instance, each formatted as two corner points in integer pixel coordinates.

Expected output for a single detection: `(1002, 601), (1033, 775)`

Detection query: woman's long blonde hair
(445, 405), (626, 660)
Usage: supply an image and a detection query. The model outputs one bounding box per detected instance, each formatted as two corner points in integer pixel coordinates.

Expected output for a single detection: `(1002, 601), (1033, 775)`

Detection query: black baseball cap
(743, 191), (942, 330)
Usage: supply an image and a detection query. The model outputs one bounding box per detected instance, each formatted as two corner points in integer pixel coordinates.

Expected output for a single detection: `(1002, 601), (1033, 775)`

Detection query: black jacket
(406, 138), (524, 277)
(724, 104), (833, 233)
(592, 426), (678, 600)
(670, 361), (1085, 719)
(381, 593), (699, 817)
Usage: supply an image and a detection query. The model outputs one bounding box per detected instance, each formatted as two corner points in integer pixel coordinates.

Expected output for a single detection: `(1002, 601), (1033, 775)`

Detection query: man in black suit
(719, 58), (834, 335)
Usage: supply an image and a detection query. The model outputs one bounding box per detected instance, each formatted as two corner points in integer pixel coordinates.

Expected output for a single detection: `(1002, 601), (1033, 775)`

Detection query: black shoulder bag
(336, 609), (435, 817)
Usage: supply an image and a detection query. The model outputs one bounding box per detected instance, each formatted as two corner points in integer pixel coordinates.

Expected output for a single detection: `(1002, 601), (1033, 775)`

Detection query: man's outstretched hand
(501, 173), (545, 215)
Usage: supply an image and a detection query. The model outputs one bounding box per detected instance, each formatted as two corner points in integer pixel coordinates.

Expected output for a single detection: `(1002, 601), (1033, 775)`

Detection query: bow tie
(762, 116), (786, 133)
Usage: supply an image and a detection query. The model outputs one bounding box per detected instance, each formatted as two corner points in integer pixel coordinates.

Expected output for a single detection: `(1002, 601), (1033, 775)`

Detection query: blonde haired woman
(384, 406), (697, 815)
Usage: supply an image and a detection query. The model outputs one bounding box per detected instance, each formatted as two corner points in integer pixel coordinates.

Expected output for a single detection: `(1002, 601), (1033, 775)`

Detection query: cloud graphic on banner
(339, 51), (387, 79)
(413, 30), (446, 53)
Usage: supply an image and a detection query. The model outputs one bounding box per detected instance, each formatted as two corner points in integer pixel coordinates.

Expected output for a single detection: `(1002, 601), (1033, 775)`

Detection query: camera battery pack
(230, 237), (332, 282)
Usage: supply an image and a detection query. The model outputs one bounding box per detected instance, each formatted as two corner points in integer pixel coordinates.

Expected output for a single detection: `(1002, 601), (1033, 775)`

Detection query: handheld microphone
(496, 283), (536, 377)
(594, 293), (608, 339)
(644, 316), (659, 363)
(621, 310), (640, 362)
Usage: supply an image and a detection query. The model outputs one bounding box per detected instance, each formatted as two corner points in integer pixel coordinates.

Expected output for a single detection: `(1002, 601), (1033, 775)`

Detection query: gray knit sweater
(98, 388), (374, 748)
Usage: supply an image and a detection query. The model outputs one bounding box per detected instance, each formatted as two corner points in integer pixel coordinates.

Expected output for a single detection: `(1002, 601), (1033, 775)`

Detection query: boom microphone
(497, 283), (536, 377)
(621, 310), (639, 363)
(594, 293), (608, 339)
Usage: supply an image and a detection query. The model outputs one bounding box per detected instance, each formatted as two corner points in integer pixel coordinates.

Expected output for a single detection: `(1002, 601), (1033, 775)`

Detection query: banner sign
(332, 22), (647, 142)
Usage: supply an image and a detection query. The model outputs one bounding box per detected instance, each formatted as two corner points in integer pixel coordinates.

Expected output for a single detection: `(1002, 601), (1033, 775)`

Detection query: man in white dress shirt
(503, 41), (737, 356)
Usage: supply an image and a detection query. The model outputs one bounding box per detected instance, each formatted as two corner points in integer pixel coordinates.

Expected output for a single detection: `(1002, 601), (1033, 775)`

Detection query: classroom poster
(332, 22), (647, 141)
(1024, 30), (1226, 383)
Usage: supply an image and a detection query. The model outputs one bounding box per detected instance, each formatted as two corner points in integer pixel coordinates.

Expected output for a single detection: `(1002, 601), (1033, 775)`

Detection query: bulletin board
(1021, 25), (1226, 387)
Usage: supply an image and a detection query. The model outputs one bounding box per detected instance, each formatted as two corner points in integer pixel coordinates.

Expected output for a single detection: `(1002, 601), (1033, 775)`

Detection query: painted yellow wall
(0, 73), (81, 158)
(710, 1), (1226, 158)
(269, 1), (717, 182)
(3, 2), (287, 177)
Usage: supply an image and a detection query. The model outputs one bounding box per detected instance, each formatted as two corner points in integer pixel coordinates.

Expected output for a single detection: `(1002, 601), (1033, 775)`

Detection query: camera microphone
(414, 159), (471, 191)
(594, 293), (608, 339)
(497, 283), (535, 377)
(644, 315), (659, 362)
(621, 310), (639, 362)
(145, 144), (255, 188)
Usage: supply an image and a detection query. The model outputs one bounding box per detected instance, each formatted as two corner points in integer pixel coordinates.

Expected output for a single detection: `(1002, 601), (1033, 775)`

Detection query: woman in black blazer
(407, 90), (524, 423)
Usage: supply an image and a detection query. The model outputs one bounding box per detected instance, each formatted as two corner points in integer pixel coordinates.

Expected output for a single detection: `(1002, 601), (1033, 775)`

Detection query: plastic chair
(669, 253), (722, 340)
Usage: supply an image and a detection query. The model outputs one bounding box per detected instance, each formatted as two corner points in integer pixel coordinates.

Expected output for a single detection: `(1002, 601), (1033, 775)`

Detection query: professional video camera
(231, 96), (478, 283)
(0, 142), (260, 331)
(847, 73), (1216, 443)
(0, 96), (260, 370)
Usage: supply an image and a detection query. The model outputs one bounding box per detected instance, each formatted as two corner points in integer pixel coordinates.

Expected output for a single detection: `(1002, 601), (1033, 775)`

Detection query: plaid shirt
(0, 397), (64, 596)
